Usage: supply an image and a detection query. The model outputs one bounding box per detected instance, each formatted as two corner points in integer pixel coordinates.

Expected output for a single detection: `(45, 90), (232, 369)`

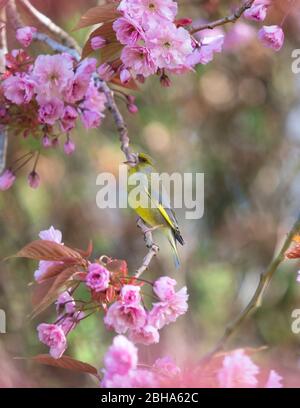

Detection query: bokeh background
(1, 0), (300, 387)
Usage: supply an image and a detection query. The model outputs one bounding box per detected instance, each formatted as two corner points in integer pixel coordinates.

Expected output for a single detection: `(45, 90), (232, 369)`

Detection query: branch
(190, 0), (256, 34)
(16, 0), (81, 54)
(0, 7), (7, 174)
(96, 79), (137, 164)
(135, 218), (159, 278)
(204, 215), (300, 360)
(6, 0), (158, 273)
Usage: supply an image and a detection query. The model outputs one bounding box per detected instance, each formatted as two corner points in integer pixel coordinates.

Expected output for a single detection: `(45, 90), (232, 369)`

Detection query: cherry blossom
(217, 349), (259, 388)
(0, 169), (16, 191)
(258, 25), (285, 51)
(37, 323), (67, 359)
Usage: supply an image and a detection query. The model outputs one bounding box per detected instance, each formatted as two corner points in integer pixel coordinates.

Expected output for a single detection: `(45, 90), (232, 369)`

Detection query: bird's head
(124, 152), (154, 167)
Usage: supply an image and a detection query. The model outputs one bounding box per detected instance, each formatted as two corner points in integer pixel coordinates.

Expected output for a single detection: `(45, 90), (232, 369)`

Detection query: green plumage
(127, 153), (184, 267)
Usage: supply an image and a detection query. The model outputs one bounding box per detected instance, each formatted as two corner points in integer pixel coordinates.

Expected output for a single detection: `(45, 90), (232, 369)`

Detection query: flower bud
(28, 170), (40, 189)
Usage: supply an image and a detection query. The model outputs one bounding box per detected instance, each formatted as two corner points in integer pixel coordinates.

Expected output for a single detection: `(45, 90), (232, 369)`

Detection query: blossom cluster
(34, 226), (188, 359)
(100, 335), (283, 388)
(107, 0), (222, 84)
(244, 0), (284, 51)
(91, 0), (285, 86)
(0, 30), (107, 190)
(104, 276), (188, 345)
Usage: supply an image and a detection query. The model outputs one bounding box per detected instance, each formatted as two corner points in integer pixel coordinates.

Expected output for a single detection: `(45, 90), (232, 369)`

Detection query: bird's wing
(143, 182), (179, 232)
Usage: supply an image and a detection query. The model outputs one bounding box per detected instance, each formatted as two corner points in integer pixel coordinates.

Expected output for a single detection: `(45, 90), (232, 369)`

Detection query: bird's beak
(123, 160), (136, 166)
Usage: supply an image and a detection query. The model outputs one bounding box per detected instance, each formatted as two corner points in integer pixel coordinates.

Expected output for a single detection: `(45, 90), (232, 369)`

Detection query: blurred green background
(1, 0), (300, 387)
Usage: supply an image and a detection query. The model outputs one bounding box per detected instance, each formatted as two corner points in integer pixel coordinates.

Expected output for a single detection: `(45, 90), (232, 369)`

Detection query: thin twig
(0, 7), (7, 174)
(16, 0), (81, 53)
(135, 218), (159, 278)
(204, 215), (300, 361)
(7, 0), (157, 274)
(190, 0), (256, 34)
(96, 79), (137, 164)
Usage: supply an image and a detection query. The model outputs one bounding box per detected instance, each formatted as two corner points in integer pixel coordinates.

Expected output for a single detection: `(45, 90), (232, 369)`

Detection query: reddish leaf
(106, 259), (128, 277)
(12, 240), (83, 263)
(75, 240), (93, 258)
(31, 266), (81, 318)
(29, 354), (99, 377)
(38, 263), (67, 283)
(82, 23), (117, 59)
(110, 76), (139, 91)
(75, 4), (120, 30)
(100, 42), (123, 64)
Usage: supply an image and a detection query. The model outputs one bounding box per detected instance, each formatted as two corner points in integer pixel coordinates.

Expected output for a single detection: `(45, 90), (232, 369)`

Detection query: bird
(127, 152), (184, 267)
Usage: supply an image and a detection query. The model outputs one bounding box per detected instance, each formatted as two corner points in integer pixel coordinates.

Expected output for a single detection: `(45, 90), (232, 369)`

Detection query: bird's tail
(166, 229), (180, 268)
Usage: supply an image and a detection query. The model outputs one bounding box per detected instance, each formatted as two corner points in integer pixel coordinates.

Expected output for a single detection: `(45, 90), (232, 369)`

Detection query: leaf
(12, 240), (83, 263)
(38, 263), (68, 283)
(106, 259), (128, 277)
(82, 23), (117, 58)
(100, 42), (123, 64)
(27, 354), (99, 377)
(75, 4), (120, 30)
(75, 240), (93, 258)
(30, 266), (80, 318)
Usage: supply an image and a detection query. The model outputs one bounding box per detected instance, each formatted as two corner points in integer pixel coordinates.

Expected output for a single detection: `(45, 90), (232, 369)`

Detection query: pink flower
(104, 335), (138, 375)
(81, 110), (102, 129)
(97, 63), (115, 81)
(113, 16), (144, 45)
(34, 227), (63, 281)
(265, 370), (283, 388)
(16, 26), (37, 47)
(85, 263), (110, 292)
(104, 301), (147, 334)
(83, 82), (106, 113)
(64, 58), (96, 103)
(217, 349), (259, 388)
(34, 260), (61, 281)
(121, 46), (157, 77)
(42, 134), (52, 148)
(91, 36), (107, 50)
(64, 138), (76, 155)
(101, 372), (134, 388)
(120, 285), (141, 305)
(244, 1), (270, 22)
(0, 169), (16, 191)
(128, 325), (160, 345)
(130, 369), (157, 388)
(118, 0), (178, 26)
(56, 291), (76, 315)
(120, 68), (131, 83)
(38, 97), (64, 125)
(187, 35), (224, 66)
(148, 286), (188, 329)
(60, 105), (78, 132)
(39, 225), (63, 243)
(153, 356), (181, 377)
(32, 54), (74, 99)
(258, 25), (284, 51)
(27, 170), (40, 189)
(37, 323), (67, 359)
(147, 24), (193, 69)
(153, 276), (176, 301)
(297, 271), (300, 283)
(2, 73), (35, 105)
